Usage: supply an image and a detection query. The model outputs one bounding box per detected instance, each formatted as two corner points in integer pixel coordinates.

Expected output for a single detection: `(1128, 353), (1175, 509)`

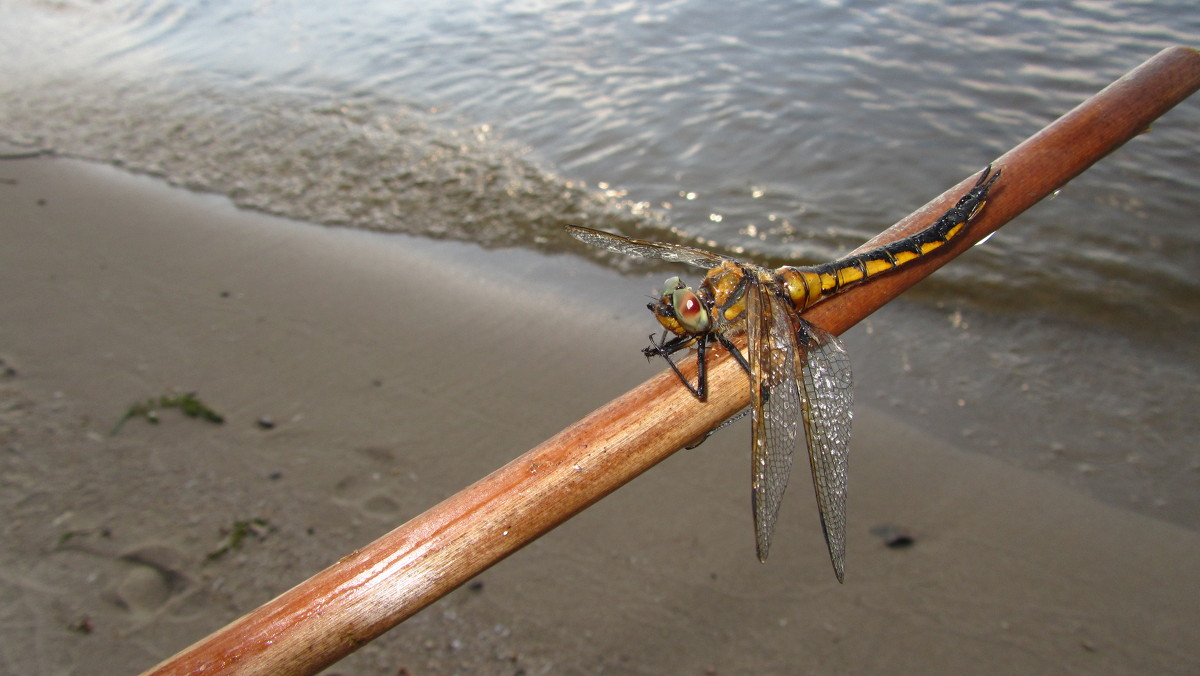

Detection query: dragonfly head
(648, 276), (711, 336)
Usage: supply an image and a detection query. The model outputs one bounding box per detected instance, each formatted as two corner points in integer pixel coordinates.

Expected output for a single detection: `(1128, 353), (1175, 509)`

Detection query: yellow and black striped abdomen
(781, 165), (1000, 311)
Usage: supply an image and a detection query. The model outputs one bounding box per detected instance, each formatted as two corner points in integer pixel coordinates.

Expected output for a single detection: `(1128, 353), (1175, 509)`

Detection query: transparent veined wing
(565, 225), (732, 269)
(796, 321), (853, 583)
(745, 272), (803, 563)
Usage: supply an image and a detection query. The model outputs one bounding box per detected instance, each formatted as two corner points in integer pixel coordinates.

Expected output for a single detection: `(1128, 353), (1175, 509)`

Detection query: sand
(2, 155), (1198, 675)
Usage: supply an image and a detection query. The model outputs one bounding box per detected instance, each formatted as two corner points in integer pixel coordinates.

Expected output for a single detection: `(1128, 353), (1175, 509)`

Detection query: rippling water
(1, 0), (1198, 527)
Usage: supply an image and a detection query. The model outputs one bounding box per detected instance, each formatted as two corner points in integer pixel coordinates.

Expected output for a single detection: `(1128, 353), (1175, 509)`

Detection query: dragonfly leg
(714, 332), (751, 375)
(646, 329), (753, 448)
(644, 331), (708, 400)
(645, 329), (752, 403)
(684, 406), (751, 449)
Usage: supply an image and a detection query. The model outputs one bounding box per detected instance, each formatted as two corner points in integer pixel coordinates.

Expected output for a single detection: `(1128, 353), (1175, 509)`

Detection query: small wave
(0, 72), (663, 255)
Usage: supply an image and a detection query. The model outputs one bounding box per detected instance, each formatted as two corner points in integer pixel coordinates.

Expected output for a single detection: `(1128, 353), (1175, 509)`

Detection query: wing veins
(797, 324), (853, 583)
(566, 225), (733, 268)
(747, 276), (802, 563)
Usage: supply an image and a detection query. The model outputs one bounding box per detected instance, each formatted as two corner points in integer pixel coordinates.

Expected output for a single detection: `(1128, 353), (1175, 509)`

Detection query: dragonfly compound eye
(669, 287), (710, 334)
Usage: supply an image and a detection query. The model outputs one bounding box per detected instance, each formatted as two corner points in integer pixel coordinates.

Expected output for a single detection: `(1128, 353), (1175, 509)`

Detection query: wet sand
(2, 155), (1198, 674)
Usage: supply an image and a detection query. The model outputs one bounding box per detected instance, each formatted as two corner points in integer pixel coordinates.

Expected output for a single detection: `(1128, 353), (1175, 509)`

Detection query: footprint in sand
(114, 565), (171, 613)
(360, 493), (402, 516)
(108, 545), (189, 615)
(331, 447), (404, 518)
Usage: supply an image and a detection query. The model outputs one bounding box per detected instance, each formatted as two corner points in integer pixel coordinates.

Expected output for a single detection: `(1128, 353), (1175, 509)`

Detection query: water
(1, 0), (1198, 528)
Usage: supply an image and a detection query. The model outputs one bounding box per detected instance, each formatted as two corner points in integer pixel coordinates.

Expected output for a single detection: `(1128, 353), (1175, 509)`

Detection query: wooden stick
(142, 46), (1200, 675)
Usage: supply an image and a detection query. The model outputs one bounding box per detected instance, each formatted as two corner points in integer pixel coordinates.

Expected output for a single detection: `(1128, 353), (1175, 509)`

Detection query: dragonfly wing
(796, 321), (853, 583)
(566, 225), (732, 269)
(746, 277), (803, 563)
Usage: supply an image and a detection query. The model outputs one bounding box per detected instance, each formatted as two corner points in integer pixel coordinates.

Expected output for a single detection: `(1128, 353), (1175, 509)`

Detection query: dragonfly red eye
(670, 288), (710, 333)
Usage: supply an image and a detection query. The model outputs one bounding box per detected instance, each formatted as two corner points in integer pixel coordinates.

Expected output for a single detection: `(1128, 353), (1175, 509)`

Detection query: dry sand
(2, 155), (1198, 674)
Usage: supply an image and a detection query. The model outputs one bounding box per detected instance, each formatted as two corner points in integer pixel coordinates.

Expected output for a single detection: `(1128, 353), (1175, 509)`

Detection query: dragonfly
(567, 166), (1001, 582)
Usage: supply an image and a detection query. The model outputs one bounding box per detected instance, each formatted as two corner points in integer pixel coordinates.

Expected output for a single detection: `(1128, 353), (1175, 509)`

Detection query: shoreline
(2, 156), (1198, 674)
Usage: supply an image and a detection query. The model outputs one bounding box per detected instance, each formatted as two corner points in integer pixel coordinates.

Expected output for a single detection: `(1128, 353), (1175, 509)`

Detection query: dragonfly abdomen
(779, 165), (998, 312)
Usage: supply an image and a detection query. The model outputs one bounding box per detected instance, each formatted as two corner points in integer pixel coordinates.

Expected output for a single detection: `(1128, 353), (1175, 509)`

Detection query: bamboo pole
(143, 46), (1200, 675)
